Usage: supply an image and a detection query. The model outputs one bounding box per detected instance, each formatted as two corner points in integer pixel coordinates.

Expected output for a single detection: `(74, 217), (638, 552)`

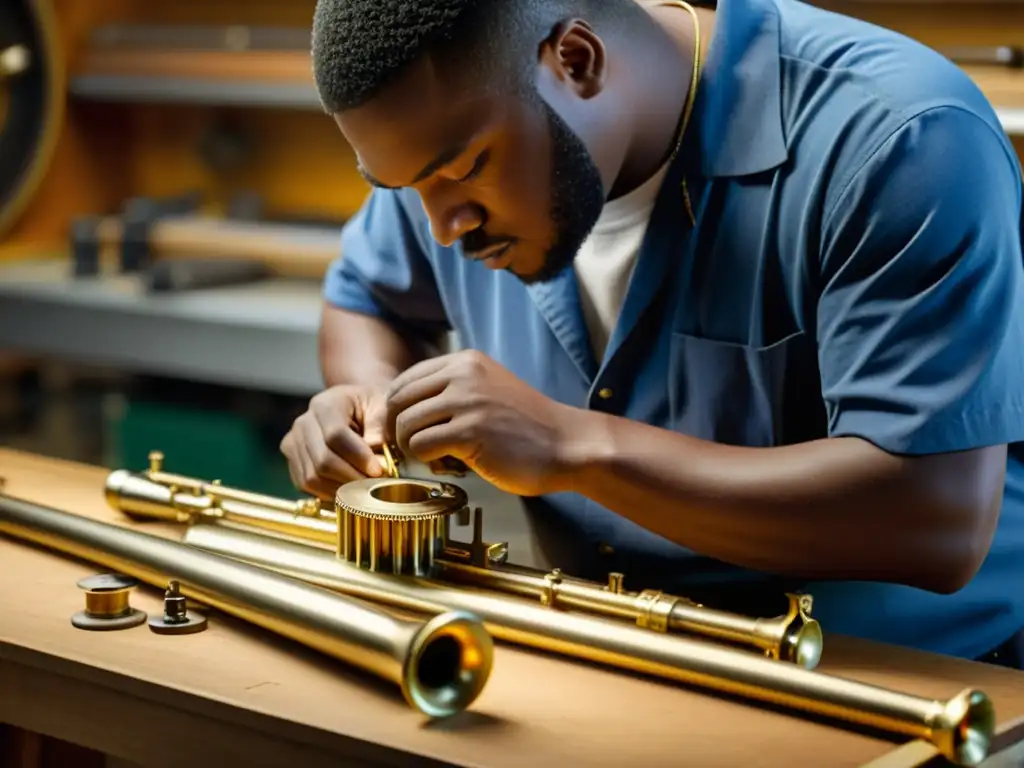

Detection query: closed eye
(456, 149), (490, 183)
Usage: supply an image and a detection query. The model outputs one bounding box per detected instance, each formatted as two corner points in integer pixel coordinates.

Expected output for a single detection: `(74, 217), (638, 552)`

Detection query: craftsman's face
(333, 24), (613, 284)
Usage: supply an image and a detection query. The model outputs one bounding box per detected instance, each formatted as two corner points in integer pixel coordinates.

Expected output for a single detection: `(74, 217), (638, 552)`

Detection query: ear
(537, 19), (607, 100)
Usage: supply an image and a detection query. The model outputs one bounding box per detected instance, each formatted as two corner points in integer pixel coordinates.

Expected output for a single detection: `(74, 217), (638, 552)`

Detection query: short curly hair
(310, 0), (639, 113)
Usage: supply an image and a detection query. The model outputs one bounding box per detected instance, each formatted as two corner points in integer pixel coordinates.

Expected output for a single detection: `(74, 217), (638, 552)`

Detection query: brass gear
(335, 477), (468, 523)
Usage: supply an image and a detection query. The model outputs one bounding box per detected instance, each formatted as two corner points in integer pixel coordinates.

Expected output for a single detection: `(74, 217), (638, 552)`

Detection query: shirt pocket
(667, 330), (825, 447)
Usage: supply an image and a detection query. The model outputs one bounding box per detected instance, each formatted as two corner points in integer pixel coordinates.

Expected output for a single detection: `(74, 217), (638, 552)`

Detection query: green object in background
(106, 397), (296, 498)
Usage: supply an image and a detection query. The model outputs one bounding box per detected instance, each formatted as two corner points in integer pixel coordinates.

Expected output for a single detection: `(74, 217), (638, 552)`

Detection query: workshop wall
(3, 0), (1023, 256)
(3, 0), (368, 254)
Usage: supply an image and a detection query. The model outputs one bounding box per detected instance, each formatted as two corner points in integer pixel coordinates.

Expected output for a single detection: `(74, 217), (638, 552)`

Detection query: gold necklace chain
(655, 0), (703, 225)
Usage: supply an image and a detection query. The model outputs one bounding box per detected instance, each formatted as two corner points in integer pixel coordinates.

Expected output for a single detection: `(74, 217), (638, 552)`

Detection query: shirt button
(598, 542), (615, 556)
(597, 388), (613, 400)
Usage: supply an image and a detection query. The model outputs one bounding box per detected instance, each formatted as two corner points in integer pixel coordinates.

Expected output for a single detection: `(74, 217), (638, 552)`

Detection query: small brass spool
(71, 573), (147, 631)
(336, 477), (469, 576)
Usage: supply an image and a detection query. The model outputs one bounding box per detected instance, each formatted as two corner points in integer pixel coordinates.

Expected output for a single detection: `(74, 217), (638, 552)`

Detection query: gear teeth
(335, 478), (468, 576)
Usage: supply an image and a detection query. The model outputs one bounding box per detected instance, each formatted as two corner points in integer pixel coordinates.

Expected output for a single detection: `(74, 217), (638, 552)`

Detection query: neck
(609, 4), (700, 200)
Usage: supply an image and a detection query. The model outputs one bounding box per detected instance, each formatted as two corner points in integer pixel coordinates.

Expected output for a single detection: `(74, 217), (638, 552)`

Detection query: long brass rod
(104, 469), (821, 666)
(0, 492), (493, 719)
(183, 522), (995, 768)
(432, 559), (821, 668)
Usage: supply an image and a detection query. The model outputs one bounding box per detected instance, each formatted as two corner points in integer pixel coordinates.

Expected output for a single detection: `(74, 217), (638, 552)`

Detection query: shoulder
(771, 0), (1016, 211)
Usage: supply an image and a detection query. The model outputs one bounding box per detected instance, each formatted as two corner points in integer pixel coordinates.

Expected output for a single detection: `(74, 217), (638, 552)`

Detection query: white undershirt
(574, 162), (671, 361)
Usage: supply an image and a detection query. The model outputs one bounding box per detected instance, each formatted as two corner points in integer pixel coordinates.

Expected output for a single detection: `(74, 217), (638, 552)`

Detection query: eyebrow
(357, 138), (472, 190)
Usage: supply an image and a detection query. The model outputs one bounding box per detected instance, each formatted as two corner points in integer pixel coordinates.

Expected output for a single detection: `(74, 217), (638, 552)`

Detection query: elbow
(907, 499), (1001, 596)
(920, 555), (984, 596)
(897, 446), (1006, 595)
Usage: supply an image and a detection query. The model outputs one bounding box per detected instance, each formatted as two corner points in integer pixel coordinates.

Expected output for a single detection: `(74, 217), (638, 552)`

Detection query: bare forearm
(559, 410), (1004, 593)
(318, 305), (435, 389)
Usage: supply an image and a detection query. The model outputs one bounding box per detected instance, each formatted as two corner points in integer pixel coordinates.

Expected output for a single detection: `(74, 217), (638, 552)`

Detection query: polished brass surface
(103, 461), (821, 667)
(436, 509), (823, 668)
(72, 573), (148, 631)
(379, 443), (401, 479)
(79, 573), (135, 617)
(336, 477), (469, 576)
(0, 492), (494, 718)
(137, 450), (324, 518)
(183, 523), (995, 768)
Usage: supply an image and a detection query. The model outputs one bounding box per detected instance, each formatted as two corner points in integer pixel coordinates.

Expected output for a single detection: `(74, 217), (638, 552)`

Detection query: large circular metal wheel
(0, 0), (63, 241)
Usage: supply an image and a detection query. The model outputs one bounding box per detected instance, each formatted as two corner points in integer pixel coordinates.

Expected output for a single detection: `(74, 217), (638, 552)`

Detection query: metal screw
(162, 580), (188, 624)
(148, 579), (208, 635)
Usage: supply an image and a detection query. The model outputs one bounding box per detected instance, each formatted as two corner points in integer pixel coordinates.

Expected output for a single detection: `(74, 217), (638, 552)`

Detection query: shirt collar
(692, 0), (788, 177)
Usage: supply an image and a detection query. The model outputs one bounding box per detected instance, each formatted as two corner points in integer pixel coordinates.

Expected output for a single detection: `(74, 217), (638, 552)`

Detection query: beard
(516, 94), (606, 285)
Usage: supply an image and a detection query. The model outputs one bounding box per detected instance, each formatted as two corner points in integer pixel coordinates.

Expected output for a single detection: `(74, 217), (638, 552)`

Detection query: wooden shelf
(65, 26), (1024, 134)
(70, 46), (321, 110)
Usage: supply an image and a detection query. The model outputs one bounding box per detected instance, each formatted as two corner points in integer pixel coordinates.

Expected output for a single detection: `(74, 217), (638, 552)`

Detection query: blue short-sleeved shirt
(325, 0), (1024, 658)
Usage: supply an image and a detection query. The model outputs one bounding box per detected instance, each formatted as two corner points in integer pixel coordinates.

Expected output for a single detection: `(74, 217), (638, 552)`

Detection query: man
(282, 0), (1024, 666)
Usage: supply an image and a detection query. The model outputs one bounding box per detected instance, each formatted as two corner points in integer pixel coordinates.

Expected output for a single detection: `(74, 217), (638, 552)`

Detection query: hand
(384, 350), (577, 496)
(280, 384), (387, 499)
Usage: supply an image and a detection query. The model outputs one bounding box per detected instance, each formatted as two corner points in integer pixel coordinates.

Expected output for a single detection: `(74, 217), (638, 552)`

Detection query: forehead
(333, 56), (505, 186)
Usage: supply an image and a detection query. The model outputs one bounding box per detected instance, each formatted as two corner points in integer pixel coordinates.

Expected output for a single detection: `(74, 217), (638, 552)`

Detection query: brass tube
(183, 522), (995, 768)
(104, 469), (821, 667)
(434, 560), (821, 668)
(0, 493), (493, 718)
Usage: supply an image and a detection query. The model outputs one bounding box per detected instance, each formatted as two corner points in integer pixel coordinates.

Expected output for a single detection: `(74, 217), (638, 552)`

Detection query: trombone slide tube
(183, 522), (995, 768)
(0, 493), (493, 719)
(433, 560), (822, 668)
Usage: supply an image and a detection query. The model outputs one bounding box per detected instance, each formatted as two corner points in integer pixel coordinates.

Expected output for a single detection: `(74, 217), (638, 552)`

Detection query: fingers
(386, 369), (451, 443)
(280, 413), (366, 499)
(392, 395), (455, 455)
(385, 355), (451, 401)
(280, 420), (343, 499)
(406, 419), (476, 465)
(361, 392), (388, 452)
(311, 393), (380, 477)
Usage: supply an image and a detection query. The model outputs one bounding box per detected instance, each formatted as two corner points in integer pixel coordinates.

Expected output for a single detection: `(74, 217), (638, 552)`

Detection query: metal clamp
(635, 590), (677, 633)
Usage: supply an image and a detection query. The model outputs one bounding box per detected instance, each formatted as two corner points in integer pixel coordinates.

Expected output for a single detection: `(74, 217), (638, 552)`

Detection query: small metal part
(71, 573), (147, 631)
(148, 579), (207, 635)
(379, 443), (400, 478)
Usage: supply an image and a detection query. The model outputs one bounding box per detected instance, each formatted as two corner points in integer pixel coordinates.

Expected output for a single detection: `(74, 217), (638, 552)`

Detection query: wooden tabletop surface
(1, 447), (1023, 768)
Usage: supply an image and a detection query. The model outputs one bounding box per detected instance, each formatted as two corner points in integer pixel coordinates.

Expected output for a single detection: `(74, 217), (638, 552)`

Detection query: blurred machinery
(0, 0), (63, 240)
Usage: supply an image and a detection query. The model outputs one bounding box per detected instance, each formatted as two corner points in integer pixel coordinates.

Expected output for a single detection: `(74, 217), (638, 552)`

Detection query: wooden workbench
(1, 447), (1023, 768)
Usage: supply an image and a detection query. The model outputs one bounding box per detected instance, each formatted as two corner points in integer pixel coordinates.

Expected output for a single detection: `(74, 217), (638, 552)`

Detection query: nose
(424, 200), (485, 248)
